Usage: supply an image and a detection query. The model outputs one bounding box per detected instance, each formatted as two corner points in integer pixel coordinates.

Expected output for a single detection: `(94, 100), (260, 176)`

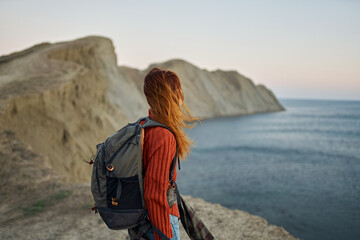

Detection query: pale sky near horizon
(1, 0), (359, 100)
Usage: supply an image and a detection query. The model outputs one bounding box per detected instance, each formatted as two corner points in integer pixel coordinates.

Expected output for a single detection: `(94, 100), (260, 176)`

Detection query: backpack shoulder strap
(140, 117), (172, 132)
(139, 116), (180, 176)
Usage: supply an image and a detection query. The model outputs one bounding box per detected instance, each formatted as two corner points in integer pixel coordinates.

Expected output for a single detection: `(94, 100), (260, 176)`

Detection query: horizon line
(278, 97), (360, 102)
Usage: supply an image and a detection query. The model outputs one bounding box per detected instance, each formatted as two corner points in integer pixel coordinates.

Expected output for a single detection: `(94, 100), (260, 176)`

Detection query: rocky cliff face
(118, 59), (284, 119)
(0, 35), (294, 239)
(0, 35), (284, 183)
(0, 36), (124, 183)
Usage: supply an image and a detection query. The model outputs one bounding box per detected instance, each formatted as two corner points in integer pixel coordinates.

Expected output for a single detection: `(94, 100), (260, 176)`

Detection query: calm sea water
(177, 99), (360, 240)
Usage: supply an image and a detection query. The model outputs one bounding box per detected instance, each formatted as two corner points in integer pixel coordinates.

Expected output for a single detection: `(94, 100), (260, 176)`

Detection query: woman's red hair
(143, 67), (199, 160)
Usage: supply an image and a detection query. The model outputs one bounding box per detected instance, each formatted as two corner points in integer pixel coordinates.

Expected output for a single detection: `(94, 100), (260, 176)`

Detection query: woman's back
(141, 119), (180, 239)
(131, 67), (199, 240)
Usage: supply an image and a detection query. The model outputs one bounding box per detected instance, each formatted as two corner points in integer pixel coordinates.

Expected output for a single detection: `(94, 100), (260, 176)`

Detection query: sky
(1, 0), (359, 100)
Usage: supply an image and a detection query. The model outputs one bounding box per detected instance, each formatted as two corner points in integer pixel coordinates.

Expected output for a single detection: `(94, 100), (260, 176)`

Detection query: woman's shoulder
(146, 126), (175, 142)
(143, 127), (176, 160)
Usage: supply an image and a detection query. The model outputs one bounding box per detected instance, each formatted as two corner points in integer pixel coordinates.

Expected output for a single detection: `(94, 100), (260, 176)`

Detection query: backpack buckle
(111, 197), (118, 206)
(106, 164), (114, 171)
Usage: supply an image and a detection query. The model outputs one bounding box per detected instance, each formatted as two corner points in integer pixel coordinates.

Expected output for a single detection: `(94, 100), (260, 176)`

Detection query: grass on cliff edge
(22, 190), (72, 216)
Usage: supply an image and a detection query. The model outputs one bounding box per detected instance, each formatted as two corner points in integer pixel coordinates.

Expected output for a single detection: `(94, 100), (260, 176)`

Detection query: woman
(140, 67), (198, 240)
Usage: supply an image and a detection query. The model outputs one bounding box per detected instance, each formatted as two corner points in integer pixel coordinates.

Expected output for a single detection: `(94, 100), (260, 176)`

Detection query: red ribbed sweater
(140, 110), (180, 240)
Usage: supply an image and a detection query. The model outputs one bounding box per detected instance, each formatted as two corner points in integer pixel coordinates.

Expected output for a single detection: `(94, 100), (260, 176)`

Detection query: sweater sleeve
(144, 127), (176, 240)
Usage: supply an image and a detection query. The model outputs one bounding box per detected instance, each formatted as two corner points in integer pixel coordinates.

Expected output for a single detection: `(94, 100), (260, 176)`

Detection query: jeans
(143, 214), (180, 240)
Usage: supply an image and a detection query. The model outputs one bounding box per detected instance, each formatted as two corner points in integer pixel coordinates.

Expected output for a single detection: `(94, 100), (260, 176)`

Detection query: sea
(177, 98), (360, 240)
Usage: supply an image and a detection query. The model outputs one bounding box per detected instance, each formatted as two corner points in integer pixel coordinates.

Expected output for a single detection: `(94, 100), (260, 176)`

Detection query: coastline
(0, 35), (297, 239)
(194, 107), (286, 122)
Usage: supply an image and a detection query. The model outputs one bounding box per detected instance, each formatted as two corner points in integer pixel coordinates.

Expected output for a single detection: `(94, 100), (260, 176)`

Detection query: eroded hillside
(0, 35), (297, 240)
(0, 35), (284, 183)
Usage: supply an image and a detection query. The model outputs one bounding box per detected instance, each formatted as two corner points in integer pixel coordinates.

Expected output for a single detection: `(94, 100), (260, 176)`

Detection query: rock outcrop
(0, 35), (294, 240)
(0, 37), (124, 183)
(117, 59), (284, 119)
(0, 35), (284, 183)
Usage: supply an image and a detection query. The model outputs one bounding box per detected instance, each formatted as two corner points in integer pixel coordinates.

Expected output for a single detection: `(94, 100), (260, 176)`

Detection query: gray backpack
(90, 116), (179, 240)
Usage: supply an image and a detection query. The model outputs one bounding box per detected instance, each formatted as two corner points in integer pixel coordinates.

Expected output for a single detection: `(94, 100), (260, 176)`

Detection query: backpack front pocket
(106, 175), (143, 209)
